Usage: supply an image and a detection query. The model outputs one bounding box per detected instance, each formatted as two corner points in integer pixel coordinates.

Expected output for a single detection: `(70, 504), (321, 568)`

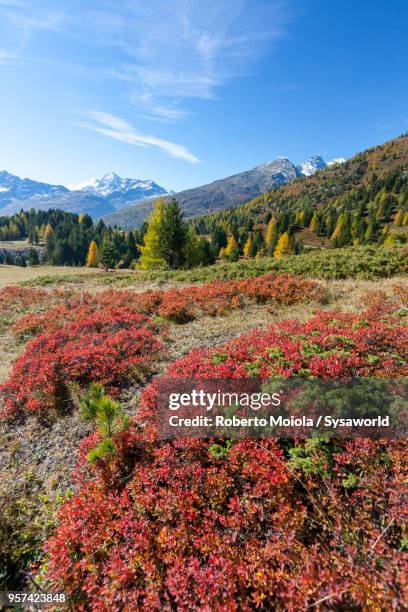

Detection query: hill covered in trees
(194, 133), (408, 259)
(1, 134), (407, 271)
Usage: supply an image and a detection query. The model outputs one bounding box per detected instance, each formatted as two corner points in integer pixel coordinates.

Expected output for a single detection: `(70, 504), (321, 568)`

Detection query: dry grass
(0, 264), (100, 288)
(165, 302), (317, 367)
(0, 239), (32, 250)
(320, 275), (407, 312)
(294, 227), (330, 248)
(0, 334), (21, 382)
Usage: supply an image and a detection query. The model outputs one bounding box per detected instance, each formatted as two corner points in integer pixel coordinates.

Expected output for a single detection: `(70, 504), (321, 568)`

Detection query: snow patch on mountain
(0, 170), (68, 207)
(327, 157), (346, 166)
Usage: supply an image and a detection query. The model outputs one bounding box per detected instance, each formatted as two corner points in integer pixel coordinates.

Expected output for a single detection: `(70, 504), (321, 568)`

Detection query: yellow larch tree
(44, 224), (54, 239)
(309, 212), (319, 233)
(264, 217), (277, 245)
(86, 240), (100, 267)
(243, 235), (252, 257)
(138, 198), (166, 270)
(394, 209), (404, 226)
(274, 231), (293, 257)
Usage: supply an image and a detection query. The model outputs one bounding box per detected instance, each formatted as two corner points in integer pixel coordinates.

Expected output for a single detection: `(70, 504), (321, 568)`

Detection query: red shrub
(11, 273), (325, 338)
(1, 310), (162, 416)
(158, 290), (195, 323)
(238, 272), (326, 304)
(11, 289), (161, 337)
(45, 435), (408, 610)
(44, 305), (408, 609)
(138, 307), (407, 386)
(0, 285), (52, 317)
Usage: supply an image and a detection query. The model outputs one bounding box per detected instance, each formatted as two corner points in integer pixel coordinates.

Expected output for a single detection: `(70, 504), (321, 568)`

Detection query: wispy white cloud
(0, 48), (20, 61)
(129, 93), (191, 123)
(79, 111), (200, 164)
(0, 1), (288, 163)
(80, 0), (288, 122)
(0, 47), (47, 64)
(0, 0), (66, 54)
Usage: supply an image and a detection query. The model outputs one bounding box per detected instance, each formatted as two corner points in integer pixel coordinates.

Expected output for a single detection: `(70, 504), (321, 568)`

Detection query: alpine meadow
(0, 1), (407, 610)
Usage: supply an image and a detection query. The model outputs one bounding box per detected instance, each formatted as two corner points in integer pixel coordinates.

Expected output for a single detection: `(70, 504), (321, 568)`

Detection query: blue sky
(0, 0), (407, 192)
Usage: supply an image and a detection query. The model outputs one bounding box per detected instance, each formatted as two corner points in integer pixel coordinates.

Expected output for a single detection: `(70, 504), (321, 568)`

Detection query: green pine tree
(99, 234), (117, 271)
(160, 198), (186, 269)
(27, 248), (39, 266)
(184, 226), (202, 268)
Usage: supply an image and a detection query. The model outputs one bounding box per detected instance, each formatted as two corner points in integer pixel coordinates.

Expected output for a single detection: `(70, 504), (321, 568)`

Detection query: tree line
(0, 202), (217, 270)
(1, 159), (407, 270)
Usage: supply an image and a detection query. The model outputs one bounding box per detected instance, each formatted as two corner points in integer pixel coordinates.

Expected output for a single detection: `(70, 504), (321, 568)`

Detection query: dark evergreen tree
(211, 227), (227, 252)
(27, 248), (39, 266)
(160, 198), (186, 269)
(99, 235), (117, 270)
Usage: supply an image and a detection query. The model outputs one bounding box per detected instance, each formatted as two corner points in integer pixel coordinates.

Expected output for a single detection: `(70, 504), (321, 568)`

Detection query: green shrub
(23, 245), (407, 287)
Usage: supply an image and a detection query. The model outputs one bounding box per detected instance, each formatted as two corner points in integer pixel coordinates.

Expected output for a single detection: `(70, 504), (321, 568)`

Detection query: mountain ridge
(0, 154), (343, 226)
(102, 154), (342, 229)
(193, 133), (408, 249)
(0, 171), (172, 218)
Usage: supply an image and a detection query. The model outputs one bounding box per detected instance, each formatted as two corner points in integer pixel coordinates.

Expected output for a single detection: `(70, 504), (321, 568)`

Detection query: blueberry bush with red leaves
(0, 310), (162, 417)
(43, 300), (408, 611)
(0, 286), (49, 314)
(1, 272), (324, 417)
(137, 301), (407, 386)
(11, 272), (325, 338)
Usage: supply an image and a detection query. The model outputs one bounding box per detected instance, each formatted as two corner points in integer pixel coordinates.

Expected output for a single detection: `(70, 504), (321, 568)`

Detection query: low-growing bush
(12, 272), (325, 336)
(1, 310), (162, 417)
(43, 303), (408, 609)
(23, 245), (407, 287)
(0, 286), (49, 312)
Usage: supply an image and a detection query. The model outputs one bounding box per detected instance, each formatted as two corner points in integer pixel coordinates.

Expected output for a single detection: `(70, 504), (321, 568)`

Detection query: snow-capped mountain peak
(69, 172), (173, 199)
(67, 177), (98, 191)
(0, 169), (174, 218)
(0, 169), (68, 204)
(297, 155), (327, 177)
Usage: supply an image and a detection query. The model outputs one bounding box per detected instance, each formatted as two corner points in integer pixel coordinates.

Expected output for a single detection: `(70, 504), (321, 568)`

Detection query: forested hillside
(195, 133), (408, 258)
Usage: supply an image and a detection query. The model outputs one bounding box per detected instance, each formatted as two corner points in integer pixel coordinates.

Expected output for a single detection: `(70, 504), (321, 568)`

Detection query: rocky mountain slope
(0, 154), (343, 227)
(103, 154), (342, 229)
(194, 133), (408, 239)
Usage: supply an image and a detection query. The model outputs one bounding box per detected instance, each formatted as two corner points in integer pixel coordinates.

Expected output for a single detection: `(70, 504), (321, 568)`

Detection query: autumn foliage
(43, 301), (408, 610)
(1, 310), (162, 417)
(1, 272), (324, 417)
(11, 272), (325, 338)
